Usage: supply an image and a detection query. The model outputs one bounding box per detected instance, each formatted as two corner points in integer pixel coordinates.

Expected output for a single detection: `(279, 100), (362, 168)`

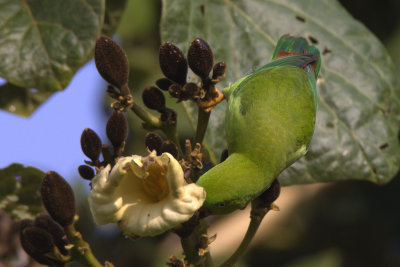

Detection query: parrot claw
(270, 203), (280, 211)
(197, 88), (225, 112)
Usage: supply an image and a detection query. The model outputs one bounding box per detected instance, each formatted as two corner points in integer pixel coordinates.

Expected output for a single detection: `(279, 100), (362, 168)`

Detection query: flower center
(141, 161), (169, 202)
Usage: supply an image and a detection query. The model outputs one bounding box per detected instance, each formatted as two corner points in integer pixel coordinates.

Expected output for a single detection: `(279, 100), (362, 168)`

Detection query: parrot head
(197, 174), (250, 215)
(196, 153), (266, 215)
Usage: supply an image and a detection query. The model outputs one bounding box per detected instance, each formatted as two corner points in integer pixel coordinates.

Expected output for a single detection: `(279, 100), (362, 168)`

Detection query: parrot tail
(272, 34), (321, 79)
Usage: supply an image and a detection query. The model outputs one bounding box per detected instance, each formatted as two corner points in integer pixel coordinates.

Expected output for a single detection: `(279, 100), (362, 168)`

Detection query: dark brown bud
(145, 132), (163, 155)
(156, 78), (173, 91)
(19, 220), (58, 266)
(160, 108), (177, 126)
(188, 38), (214, 79)
(220, 149), (228, 163)
(35, 213), (69, 256)
(168, 83), (182, 98)
(159, 42), (188, 85)
(212, 61), (226, 80)
(78, 165), (95, 180)
(20, 219), (35, 231)
(259, 179), (281, 204)
(181, 82), (199, 100)
(22, 226), (54, 254)
(142, 86), (166, 112)
(80, 128), (102, 162)
(41, 171), (76, 227)
(95, 36), (129, 89)
(106, 111), (128, 148)
(161, 141), (179, 159)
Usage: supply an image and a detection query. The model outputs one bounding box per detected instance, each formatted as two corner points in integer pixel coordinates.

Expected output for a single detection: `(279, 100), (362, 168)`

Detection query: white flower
(88, 152), (206, 237)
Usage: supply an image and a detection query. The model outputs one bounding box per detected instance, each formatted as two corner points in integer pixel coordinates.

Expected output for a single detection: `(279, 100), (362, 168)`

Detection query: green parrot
(196, 35), (321, 214)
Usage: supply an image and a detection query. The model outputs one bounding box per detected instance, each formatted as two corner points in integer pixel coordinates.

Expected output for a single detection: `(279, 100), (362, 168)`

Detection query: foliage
(0, 164), (44, 220)
(0, 0), (105, 116)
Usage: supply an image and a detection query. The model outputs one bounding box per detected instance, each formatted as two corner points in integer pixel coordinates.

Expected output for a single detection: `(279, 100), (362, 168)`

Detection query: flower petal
(88, 153), (206, 237)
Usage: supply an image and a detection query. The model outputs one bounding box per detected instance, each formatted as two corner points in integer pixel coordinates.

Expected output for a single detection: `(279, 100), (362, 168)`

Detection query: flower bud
(212, 61), (226, 80)
(19, 219), (57, 266)
(80, 128), (102, 162)
(160, 108), (177, 126)
(41, 171), (76, 226)
(188, 38), (214, 79)
(142, 86), (166, 112)
(78, 165), (95, 180)
(35, 213), (69, 255)
(95, 36), (129, 89)
(145, 132), (163, 155)
(161, 141), (179, 159)
(106, 111), (128, 148)
(159, 42), (188, 85)
(156, 78), (173, 91)
(168, 83), (182, 98)
(22, 226), (54, 254)
(181, 82), (199, 100)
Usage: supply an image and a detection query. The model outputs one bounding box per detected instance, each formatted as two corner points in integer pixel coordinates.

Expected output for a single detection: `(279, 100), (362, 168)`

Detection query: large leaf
(102, 0), (128, 37)
(0, 82), (52, 116)
(160, 0), (400, 185)
(0, 164), (45, 220)
(0, 0), (105, 115)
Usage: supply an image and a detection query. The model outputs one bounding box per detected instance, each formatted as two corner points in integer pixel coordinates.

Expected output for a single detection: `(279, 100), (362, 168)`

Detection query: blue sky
(0, 60), (107, 183)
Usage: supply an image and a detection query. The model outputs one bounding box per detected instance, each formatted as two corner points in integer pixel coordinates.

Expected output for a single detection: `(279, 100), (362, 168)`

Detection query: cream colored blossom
(88, 152), (206, 237)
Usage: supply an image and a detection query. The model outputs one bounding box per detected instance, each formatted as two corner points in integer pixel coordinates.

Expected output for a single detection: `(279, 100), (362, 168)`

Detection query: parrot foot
(197, 88), (225, 112)
(270, 203), (280, 211)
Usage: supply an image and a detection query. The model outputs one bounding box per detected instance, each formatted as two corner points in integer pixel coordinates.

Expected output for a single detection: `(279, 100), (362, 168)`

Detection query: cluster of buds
(145, 132), (179, 159)
(78, 36), (131, 181)
(156, 38), (226, 112)
(20, 171), (76, 265)
(78, 110), (129, 181)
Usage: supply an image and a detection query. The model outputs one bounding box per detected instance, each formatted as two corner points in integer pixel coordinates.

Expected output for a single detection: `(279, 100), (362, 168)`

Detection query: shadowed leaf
(0, 0), (105, 114)
(0, 164), (45, 220)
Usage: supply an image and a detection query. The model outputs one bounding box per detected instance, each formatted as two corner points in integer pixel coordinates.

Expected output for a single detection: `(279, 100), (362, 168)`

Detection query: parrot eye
(216, 202), (226, 208)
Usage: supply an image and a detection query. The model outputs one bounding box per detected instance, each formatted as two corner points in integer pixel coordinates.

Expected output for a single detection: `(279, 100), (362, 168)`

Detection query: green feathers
(197, 35), (321, 214)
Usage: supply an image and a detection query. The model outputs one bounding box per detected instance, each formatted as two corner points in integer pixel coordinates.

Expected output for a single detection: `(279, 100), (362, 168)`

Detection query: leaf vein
(318, 93), (377, 181)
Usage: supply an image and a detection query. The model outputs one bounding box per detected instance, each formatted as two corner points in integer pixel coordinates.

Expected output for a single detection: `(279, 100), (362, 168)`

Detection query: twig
(220, 203), (276, 267)
(195, 107), (211, 145)
(64, 224), (103, 267)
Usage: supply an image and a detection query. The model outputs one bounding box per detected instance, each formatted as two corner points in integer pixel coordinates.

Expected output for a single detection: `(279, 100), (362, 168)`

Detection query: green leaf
(160, 0), (400, 185)
(0, 0), (105, 105)
(102, 0), (128, 37)
(0, 83), (52, 116)
(0, 164), (45, 220)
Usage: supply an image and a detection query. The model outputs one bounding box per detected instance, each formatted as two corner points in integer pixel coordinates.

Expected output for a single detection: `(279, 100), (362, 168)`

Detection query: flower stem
(195, 107), (211, 145)
(130, 101), (162, 128)
(64, 224), (103, 267)
(220, 204), (273, 267)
